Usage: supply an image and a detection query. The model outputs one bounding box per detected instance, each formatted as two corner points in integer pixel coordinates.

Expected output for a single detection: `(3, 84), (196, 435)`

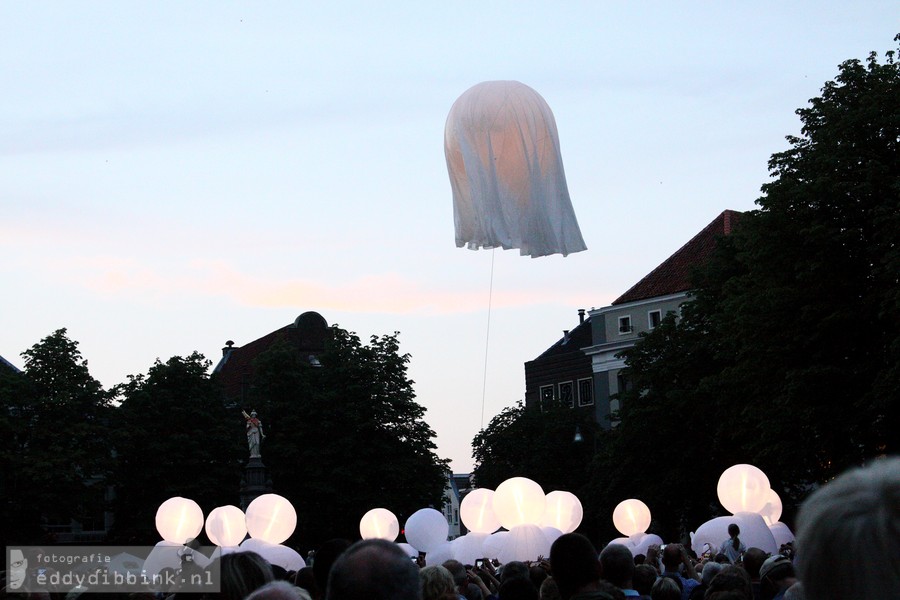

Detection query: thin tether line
(480, 248), (495, 430)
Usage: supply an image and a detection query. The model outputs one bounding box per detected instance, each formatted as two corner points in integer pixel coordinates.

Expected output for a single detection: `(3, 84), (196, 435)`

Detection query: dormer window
(618, 316), (633, 334)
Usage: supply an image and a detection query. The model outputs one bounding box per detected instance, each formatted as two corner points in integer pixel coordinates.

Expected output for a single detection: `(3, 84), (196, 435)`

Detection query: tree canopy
(110, 352), (244, 542)
(471, 399), (596, 493)
(585, 37), (899, 542)
(0, 329), (112, 547)
(245, 326), (449, 549)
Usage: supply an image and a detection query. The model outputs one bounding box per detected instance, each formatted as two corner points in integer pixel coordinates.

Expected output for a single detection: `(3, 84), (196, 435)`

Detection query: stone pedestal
(240, 457), (273, 510)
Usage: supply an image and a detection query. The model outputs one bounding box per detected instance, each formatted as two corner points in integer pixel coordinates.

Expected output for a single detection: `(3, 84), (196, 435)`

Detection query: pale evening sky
(1, 2), (896, 472)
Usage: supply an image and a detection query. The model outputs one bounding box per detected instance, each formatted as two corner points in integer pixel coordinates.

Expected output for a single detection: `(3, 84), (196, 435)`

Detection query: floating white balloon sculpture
(460, 488), (501, 534)
(405, 508), (449, 553)
(541, 491), (583, 533)
(758, 489), (783, 526)
(768, 521), (795, 548)
(493, 477), (546, 529)
(452, 533), (490, 564)
(491, 478), (551, 562)
(156, 497), (204, 544)
(205, 505), (247, 547)
(612, 499), (651, 537)
(360, 508), (400, 541)
(246, 494), (297, 545)
(482, 531), (509, 559)
(498, 524), (551, 563)
(692, 465), (785, 558)
(717, 464), (771, 514)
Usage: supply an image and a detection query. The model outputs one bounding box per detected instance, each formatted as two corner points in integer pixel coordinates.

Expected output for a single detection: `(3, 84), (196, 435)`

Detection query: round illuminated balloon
(541, 491), (583, 533)
(404, 508), (449, 553)
(156, 497), (204, 544)
(245, 494), (297, 544)
(758, 489), (783, 525)
(360, 508), (400, 541)
(460, 489), (501, 534)
(482, 531), (509, 560)
(205, 505), (247, 547)
(424, 541), (454, 566)
(541, 526), (563, 546)
(717, 464), (771, 514)
(452, 533), (490, 565)
(497, 525), (551, 563)
(612, 499), (652, 536)
(493, 477), (546, 529)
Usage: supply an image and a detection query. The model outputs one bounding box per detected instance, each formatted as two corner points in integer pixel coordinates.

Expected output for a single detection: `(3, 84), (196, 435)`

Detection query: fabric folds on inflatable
(445, 80), (587, 258)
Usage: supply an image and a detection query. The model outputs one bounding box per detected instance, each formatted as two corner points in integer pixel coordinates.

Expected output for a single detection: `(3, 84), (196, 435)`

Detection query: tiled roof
(213, 312), (329, 401)
(612, 210), (741, 305)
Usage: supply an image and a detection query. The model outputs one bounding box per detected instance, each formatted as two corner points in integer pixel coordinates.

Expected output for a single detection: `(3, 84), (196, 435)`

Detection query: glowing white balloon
(404, 508), (449, 553)
(424, 541), (454, 566)
(359, 508), (400, 541)
(541, 491), (583, 533)
(717, 464), (771, 514)
(460, 489), (501, 534)
(758, 489), (783, 525)
(612, 499), (652, 536)
(497, 525), (551, 563)
(732, 512), (777, 554)
(541, 526), (563, 546)
(493, 477), (546, 529)
(482, 531), (509, 560)
(205, 505), (247, 547)
(690, 516), (736, 558)
(768, 522), (795, 548)
(155, 497), (204, 544)
(452, 533), (490, 565)
(245, 494), (297, 545)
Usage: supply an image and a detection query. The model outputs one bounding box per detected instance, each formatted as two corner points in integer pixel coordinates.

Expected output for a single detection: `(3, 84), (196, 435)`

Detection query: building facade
(524, 210), (740, 426)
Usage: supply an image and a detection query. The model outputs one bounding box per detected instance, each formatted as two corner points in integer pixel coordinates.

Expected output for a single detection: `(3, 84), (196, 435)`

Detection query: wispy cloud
(3, 235), (599, 314)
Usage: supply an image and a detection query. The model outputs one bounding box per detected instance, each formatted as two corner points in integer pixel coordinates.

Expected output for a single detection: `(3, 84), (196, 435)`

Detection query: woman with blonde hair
(419, 565), (458, 600)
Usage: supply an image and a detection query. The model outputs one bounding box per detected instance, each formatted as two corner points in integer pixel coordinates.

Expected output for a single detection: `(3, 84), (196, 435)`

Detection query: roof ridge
(612, 210), (740, 305)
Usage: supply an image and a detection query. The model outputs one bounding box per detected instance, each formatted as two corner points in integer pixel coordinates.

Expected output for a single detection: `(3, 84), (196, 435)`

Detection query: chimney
(222, 340), (235, 357)
(563, 330), (570, 343)
(578, 308), (586, 323)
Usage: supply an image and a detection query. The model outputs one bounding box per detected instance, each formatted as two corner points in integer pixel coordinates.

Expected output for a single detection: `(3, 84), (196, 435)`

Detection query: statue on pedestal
(242, 410), (265, 458)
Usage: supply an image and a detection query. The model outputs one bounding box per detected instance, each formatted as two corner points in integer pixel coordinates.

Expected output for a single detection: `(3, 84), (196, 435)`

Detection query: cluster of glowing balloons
(151, 494), (305, 572)
(691, 464), (794, 555)
(358, 477), (584, 565)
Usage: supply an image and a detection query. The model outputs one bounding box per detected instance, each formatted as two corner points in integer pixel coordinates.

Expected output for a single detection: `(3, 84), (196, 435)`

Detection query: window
(648, 310), (662, 329)
(618, 315), (633, 334)
(616, 372), (632, 394)
(540, 385), (554, 410)
(559, 381), (574, 408)
(578, 378), (594, 406)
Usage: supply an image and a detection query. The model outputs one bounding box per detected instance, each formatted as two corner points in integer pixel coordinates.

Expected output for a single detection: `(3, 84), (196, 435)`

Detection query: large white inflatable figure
(445, 81), (587, 258)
